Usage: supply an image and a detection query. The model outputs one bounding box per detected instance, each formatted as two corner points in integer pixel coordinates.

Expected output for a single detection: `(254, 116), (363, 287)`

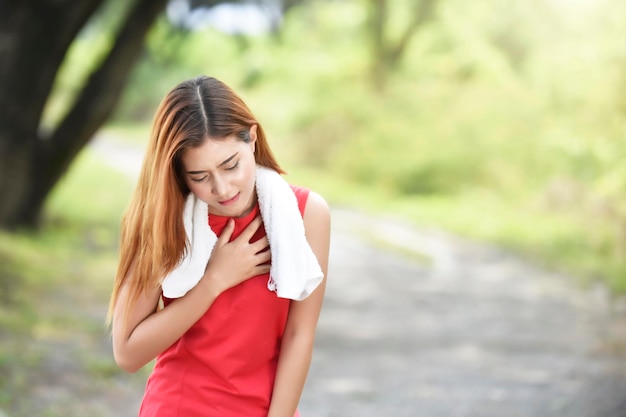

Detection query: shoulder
(288, 184), (330, 221)
(302, 190), (331, 269)
(303, 190), (330, 230)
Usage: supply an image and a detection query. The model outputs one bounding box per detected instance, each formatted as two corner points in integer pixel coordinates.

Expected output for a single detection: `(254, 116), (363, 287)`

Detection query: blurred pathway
(303, 209), (626, 417)
(90, 136), (626, 417)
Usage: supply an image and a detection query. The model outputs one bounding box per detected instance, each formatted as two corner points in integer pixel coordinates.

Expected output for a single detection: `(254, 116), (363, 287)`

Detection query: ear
(249, 124), (258, 152)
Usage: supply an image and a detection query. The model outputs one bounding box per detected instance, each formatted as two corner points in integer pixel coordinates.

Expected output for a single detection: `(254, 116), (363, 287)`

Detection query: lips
(219, 192), (240, 206)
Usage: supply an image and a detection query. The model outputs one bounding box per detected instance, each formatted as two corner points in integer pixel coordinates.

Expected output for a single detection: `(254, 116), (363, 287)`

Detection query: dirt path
(10, 137), (626, 416)
(304, 209), (626, 417)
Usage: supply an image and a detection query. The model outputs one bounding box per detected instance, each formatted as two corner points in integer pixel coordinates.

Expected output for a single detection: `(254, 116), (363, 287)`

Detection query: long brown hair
(107, 76), (284, 325)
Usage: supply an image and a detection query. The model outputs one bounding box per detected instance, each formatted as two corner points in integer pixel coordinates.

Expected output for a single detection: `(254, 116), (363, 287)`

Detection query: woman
(108, 76), (330, 417)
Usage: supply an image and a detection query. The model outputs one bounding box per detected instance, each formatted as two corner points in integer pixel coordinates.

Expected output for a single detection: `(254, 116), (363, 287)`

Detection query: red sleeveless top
(138, 186), (309, 417)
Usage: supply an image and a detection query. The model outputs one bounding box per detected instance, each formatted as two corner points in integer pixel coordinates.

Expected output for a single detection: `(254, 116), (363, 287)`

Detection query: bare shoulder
(302, 190), (331, 274)
(303, 190), (331, 227)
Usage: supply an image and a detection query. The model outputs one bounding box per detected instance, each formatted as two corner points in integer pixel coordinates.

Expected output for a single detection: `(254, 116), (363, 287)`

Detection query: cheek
(241, 160), (257, 188)
(185, 181), (204, 198)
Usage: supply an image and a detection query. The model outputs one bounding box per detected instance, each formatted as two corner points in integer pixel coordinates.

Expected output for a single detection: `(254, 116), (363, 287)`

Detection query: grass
(0, 150), (151, 416)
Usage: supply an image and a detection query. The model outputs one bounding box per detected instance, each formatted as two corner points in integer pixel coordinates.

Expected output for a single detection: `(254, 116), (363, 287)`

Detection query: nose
(211, 173), (227, 196)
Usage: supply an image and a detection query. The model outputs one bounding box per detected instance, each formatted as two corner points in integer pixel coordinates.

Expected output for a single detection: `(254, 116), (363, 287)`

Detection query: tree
(0, 0), (169, 229)
(367, 0), (439, 89)
(0, 0), (304, 230)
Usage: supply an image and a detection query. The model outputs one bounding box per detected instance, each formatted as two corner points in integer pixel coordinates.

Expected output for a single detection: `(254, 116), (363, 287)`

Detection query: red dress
(138, 186), (310, 417)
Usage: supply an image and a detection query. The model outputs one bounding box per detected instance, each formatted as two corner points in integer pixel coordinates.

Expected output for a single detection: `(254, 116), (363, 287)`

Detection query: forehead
(181, 136), (245, 169)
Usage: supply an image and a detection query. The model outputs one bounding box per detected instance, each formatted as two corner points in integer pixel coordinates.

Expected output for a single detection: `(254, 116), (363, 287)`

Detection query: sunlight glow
(166, 0), (279, 35)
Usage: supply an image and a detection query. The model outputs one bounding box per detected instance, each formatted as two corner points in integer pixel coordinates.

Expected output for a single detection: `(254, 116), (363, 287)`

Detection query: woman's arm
(112, 216), (271, 373)
(112, 270), (217, 373)
(268, 191), (331, 417)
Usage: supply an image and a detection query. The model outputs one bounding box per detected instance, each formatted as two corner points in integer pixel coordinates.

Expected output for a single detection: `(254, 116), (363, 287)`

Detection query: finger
(251, 236), (270, 253)
(256, 247), (272, 264)
(254, 264), (271, 275)
(238, 215), (263, 242)
(217, 219), (235, 244)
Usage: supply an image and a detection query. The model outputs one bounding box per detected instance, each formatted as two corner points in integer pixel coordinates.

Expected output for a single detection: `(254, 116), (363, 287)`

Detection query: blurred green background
(2, 0), (626, 414)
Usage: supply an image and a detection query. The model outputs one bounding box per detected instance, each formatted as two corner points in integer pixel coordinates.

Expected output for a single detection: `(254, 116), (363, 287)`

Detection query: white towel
(161, 165), (324, 300)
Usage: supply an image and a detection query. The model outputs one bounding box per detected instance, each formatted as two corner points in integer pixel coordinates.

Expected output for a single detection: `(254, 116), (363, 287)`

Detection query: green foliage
(39, 0), (626, 296)
(98, 0), (626, 291)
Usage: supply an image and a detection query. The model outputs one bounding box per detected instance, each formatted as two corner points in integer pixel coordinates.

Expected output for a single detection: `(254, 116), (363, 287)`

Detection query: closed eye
(190, 176), (207, 183)
(226, 161), (239, 171)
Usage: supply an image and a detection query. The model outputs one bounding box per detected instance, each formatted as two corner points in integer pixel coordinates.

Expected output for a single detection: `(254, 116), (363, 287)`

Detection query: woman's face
(180, 126), (257, 217)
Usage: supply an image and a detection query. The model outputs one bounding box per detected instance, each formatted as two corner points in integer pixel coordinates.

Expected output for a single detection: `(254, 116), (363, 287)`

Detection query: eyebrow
(186, 152), (239, 175)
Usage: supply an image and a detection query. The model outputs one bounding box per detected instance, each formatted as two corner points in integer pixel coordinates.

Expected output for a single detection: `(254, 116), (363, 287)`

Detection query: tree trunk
(0, 0), (104, 228)
(0, 0), (168, 229)
(369, 0), (387, 90)
(368, 0), (438, 89)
